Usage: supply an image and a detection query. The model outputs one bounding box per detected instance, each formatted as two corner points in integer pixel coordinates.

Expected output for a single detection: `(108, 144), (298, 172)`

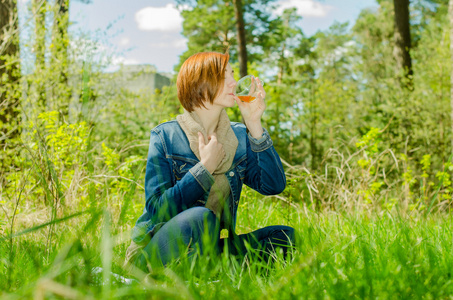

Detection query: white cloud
(135, 4), (183, 32)
(276, 0), (333, 17)
(119, 37), (130, 46)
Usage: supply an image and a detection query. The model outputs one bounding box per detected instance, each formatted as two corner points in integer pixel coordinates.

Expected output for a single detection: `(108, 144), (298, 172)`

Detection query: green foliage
(435, 162), (453, 201)
(2, 0), (453, 297)
(355, 128), (385, 204)
(356, 127), (381, 153)
(3, 111), (90, 207)
(0, 39), (21, 170)
(35, 111), (89, 170)
(101, 142), (144, 201)
(102, 142), (120, 170)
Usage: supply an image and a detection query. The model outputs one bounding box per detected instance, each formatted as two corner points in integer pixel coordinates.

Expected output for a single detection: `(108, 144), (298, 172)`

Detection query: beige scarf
(176, 109), (238, 219)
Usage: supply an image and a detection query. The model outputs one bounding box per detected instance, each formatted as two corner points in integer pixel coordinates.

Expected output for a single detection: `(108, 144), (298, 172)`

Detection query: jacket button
(229, 171), (234, 177)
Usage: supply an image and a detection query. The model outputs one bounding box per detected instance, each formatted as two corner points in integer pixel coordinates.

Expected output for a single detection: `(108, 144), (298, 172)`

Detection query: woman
(125, 51), (295, 272)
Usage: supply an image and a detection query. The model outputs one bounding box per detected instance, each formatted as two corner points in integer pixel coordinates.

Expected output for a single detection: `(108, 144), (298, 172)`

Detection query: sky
(68, 0), (378, 74)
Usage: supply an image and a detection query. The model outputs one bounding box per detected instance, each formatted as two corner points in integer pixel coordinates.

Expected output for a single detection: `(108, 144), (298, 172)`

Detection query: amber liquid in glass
(238, 95), (256, 102)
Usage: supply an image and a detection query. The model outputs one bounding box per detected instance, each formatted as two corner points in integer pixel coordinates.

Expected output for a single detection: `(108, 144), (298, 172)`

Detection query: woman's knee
(179, 207), (220, 256)
(181, 207), (218, 233)
(186, 206), (216, 221)
(282, 226), (296, 244)
(271, 225), (296, 247)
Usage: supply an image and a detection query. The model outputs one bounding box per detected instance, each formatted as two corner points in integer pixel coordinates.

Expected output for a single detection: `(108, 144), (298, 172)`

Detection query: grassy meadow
(2, 178), (453, 299)
(3, 0), (453, 298)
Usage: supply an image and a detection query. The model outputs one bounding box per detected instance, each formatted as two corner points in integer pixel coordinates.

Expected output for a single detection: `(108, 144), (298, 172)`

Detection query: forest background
(2, 0), (453, 298)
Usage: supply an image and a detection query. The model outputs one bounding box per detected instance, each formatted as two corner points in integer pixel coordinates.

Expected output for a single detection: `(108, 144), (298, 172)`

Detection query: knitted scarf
(176, 109), (238, 219)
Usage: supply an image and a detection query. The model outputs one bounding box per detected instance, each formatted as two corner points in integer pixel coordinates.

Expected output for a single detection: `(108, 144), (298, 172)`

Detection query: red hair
(176, 52), (230, 112)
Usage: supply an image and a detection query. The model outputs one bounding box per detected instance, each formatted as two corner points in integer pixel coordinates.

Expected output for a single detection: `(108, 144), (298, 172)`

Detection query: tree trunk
(33, 0), (46, 68)
(450, 0), (453, 156)
(310, 82), (317, 171)
(55, 0), (69, 36)
(233, 0), (247, 77)
(32, 0), (47, 109)
(0, 0), (21, 157)
(393, 0), (413, 82)
(52, 0), (70, 119)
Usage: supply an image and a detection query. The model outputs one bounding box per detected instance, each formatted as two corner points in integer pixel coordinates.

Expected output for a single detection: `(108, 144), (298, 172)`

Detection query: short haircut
(176, 51), (230, 112)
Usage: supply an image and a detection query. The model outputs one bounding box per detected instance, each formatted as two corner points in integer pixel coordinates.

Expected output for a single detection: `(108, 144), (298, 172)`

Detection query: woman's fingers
(250, 76), (257, 94)
(235, 96), (244, 108)
(199, 131), (225, 173)
(255, 77), (265, 97)
(198, 132), (205, 147)
(199, 131), (222, 150)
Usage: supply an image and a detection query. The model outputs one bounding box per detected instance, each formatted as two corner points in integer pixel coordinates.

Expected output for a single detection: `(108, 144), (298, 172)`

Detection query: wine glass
(235, 75), (264, 103)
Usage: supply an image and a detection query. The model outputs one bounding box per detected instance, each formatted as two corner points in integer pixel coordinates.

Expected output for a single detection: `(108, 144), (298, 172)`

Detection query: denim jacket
(131, 120), (286, 244)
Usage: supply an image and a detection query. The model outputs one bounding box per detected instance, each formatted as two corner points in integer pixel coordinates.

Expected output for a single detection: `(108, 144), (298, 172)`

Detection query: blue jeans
(135, 207), (296, 270)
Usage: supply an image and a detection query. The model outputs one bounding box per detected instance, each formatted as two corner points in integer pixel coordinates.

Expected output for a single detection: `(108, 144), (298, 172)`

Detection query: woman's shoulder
(151, 120), (189, 140)
(150, 120), (189, 149)
(230, 121), (248, 140)
(152, 120), (180, 133)
(230, 121), (246, 132)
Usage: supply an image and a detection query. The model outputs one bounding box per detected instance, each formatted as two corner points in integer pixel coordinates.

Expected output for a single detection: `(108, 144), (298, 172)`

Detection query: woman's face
(212, 63), (237, 109)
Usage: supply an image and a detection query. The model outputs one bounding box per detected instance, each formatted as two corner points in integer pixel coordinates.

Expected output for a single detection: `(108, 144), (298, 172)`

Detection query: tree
(450, 0), (453, 155)
(262, 8), (303, 84)
(233, 0), (247, 77)
(176, 0), (235, 67)
(175, 0), (277, 70)
(51, 0), (93, 118)
(53, 0), (69, 43)
(302, 22), (358, 169)
(352, 2), (414, 155)
(0, 0), (21, 169)
(32, 0), (47, 109)
(393, 0), (413, 82)
(258, 8), (306, 163)
(51, 0), (70, 119)
(32, 0), (46, 67)
(32, 0), (90, 118)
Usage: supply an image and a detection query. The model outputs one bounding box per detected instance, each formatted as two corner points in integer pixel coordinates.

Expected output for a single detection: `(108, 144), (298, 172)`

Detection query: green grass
(2, 190), (453, 299)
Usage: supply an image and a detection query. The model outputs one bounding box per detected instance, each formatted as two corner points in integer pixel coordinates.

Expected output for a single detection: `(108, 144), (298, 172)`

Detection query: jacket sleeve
(244, 128), (286, 195)
(144, 128), (215, 223)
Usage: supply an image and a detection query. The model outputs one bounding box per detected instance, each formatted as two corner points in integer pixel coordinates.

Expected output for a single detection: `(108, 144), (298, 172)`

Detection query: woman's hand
(198, 132), (225, 174)
(235, 76), (265, 139)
